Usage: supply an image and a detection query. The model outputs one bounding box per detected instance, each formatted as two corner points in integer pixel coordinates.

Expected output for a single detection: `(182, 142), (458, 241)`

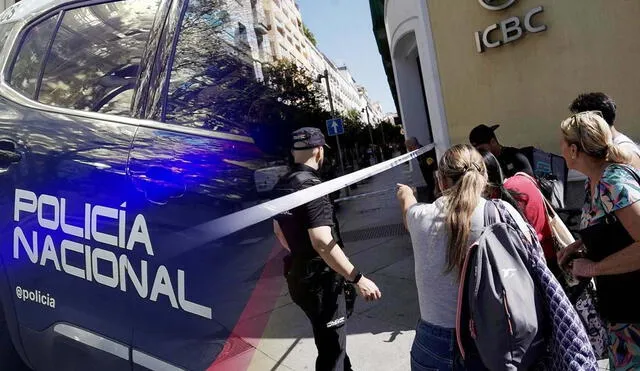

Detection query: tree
(342, 109), (368, 148)
(344, 109), (364, 133)
(247, 59), (331, 157)
(261, 59), (324, 110)
(377, 120), (404, 146)
(303, 24), (317, 46)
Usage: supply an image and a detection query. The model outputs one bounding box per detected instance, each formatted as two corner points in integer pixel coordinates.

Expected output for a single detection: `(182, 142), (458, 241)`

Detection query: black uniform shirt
(416, 147), (438, 186)
(497, 146), (534, 178)
(273, 164), (334, 259)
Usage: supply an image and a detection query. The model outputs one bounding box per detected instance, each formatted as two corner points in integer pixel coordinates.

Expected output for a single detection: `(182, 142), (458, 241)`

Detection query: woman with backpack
(483, 149), (610, 360)
(396, 144), (533, 370)
(557, 110), (640, 370)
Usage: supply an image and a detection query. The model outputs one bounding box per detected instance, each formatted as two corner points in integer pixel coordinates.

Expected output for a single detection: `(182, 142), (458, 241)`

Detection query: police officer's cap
(291, 127), (330, 150)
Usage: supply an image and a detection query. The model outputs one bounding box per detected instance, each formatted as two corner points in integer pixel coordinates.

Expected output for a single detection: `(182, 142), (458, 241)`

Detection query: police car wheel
(0, 304), (31, 370)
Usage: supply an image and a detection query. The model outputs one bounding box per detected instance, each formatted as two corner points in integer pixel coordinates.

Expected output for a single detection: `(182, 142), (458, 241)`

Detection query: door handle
(133, 166), (186, 205)
(0, 140), (21, 168)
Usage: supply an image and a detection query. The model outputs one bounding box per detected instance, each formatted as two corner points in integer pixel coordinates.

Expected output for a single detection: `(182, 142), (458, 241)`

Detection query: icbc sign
(474, 1), (547, 53)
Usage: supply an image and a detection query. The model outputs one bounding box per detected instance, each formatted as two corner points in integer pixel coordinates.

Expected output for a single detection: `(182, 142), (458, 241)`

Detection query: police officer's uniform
(416, 147), (438, 203)
(273, 128), (354, 371)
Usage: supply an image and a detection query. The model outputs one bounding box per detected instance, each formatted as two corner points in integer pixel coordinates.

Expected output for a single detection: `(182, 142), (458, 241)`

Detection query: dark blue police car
(0, 0), (300, 369)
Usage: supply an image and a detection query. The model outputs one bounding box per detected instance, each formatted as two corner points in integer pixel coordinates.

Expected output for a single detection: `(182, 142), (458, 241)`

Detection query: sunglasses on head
(570, 110), (603, 121)
(568, 110), (604, 152)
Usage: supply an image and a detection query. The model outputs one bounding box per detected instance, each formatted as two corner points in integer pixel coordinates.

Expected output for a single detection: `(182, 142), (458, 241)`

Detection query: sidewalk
(241, 160), (420, 370)
(232, 157), (609, 371)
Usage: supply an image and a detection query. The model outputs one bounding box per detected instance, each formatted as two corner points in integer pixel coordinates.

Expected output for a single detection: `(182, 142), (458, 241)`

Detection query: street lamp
(379, 119), (387, 158)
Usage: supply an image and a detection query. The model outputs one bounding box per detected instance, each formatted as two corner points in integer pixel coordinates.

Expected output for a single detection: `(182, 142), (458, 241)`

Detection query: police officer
(405, 137), (439, 203)
(273, 127), (382, 371)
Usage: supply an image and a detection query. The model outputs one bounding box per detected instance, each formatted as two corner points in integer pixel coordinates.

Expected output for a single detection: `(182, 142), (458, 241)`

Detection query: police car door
(126, 0), (295, 369)
(0, 1), (167, 370)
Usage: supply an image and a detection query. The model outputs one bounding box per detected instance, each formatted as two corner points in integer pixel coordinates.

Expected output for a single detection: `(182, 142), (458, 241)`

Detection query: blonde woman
(396, 144), (531, 370)
(557, 111), (640, 370)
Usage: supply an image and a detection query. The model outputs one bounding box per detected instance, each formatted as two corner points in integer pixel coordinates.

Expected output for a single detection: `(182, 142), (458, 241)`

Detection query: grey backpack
(456, 200), (547, 370)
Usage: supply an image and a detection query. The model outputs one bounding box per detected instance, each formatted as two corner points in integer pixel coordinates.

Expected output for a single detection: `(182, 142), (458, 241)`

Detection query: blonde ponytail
(606, 144), (632, 164)
(438, 145), (487, 274)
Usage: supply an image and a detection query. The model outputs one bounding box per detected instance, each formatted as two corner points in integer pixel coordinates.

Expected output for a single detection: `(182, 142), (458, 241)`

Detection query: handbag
(540, 196), (585, 289)
(579, 213), (640, 324)
(578, 165), (640, 324)
(516, 173), (575, 259)
(542, 197), (573, 251)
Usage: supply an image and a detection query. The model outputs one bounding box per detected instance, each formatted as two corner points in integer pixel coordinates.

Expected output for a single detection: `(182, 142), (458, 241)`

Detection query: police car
(0, 0), (296, 369)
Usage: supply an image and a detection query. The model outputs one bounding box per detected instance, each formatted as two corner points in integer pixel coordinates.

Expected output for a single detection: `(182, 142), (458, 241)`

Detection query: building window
(237, 22), (249, 48)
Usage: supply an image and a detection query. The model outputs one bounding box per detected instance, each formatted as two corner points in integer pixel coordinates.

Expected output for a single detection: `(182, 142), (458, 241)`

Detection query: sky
(296, 0), (395, 114)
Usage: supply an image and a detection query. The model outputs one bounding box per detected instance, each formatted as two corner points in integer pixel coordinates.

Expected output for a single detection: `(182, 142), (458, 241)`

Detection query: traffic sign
(326, 118), (344, 136)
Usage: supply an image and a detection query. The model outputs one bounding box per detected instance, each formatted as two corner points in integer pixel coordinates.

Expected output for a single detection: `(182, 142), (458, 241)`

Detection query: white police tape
(334, 187), (397, 203)
(197, 144), (435, 241)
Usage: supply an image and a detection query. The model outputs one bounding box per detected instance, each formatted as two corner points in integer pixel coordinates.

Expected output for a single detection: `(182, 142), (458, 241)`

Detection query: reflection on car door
(127, 0), (294, 369)
(0, 106), (137, 371)
(0, 1), (163, 370)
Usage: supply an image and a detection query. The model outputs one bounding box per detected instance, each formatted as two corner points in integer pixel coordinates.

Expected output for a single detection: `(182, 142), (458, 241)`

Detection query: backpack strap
(493, 199), (544, 260)
(483, 199), (501, 227)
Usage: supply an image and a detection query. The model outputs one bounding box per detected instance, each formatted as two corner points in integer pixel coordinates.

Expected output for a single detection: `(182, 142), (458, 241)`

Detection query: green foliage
(262, 59), (323, 111)
(377, 120), (403, 145)
(303, 24), (317, 46)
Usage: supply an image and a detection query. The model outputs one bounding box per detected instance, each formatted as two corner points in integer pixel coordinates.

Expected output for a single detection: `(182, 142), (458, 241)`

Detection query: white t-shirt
(405, 197), (531, 328)
(614, 132), (640, 160)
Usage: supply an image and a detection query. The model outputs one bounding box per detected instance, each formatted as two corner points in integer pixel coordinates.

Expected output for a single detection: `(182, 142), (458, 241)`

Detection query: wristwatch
(348, 270), (363, 284)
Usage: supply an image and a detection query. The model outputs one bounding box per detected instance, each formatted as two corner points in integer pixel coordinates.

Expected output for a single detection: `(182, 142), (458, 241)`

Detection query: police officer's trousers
(286, 259), (353, 371)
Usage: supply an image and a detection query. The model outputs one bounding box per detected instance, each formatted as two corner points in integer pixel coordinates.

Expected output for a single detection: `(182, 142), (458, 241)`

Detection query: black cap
(291, 127), (330, 150)
(469, 124), (500, 146)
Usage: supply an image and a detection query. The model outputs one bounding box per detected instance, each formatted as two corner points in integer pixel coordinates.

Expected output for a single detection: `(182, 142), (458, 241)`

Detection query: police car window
(37, 0), (161, 116)
(9, 16), (57, 99)
(164, 0), (261, 136)
(164, 0), (333, 202)
(165, 0), (296, 153)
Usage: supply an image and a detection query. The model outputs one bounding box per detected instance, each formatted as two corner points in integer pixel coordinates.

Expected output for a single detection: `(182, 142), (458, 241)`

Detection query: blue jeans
(410, 320), (463, 371)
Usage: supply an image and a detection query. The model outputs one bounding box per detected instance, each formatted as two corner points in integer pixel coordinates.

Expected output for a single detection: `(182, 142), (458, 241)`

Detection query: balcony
(254, 19), (270, 35)
(252, 7), (270, 35)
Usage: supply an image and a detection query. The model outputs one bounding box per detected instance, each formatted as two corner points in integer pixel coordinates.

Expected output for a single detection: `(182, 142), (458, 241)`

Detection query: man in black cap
(272, 127), (381, 371)
(469, 124), (533, 178)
